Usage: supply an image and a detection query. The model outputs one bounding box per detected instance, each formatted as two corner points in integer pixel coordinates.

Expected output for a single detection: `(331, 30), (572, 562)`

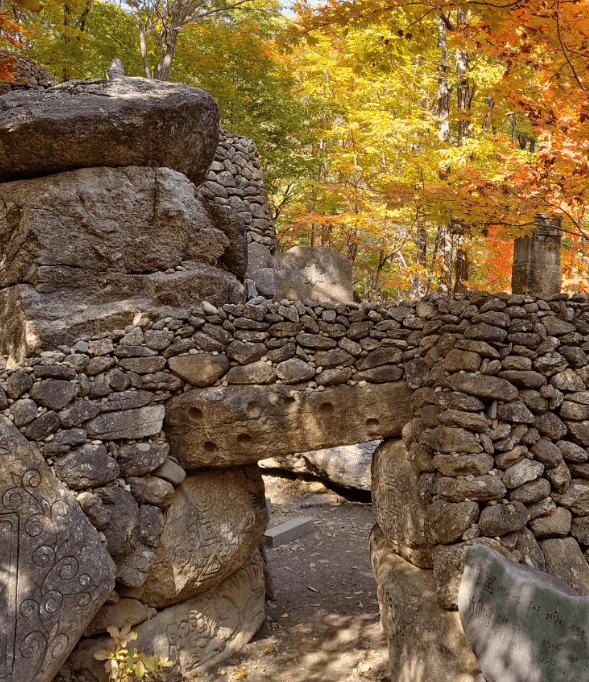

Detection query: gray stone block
(263, 517), (314, 548)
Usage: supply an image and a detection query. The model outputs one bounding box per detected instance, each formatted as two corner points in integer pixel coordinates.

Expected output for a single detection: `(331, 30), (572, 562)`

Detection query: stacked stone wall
(0, 53), (55, 94)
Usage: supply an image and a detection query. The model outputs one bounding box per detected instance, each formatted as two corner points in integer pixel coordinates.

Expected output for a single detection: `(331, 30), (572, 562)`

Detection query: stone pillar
(512, 213), (562, 296)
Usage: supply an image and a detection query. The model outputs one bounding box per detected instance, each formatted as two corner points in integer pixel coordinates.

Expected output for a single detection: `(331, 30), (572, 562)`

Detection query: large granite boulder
(0, 415), (115, 682)
(371, 438), (433, 568)
(274, 246), (353, 304)
(0, 78), (219, 184)
(0, 167), (229, 287)
(62, 551), (265, 681)
(370, 525), (480, 682)
(0, 167), (243, 358)
(141, 465), (268, 607)
(259, 440), (381, 490)
(165, 381), (412, 468)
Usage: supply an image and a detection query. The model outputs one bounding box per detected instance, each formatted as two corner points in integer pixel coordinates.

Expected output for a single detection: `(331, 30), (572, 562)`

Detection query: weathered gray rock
(435, 475), (507, 502)
(435, 391), (485, 412)
(434, 538), (516, 609)
(541, 537), (589, 594)
(128, 476), (175, 507)
(530, 438), (564, 468)
(166, 382), (412, 468)
(0, 78), (219, 184)
(168, 353), (229, 386)
(553, 479), (589, 514)
(0, 167), (228, 289)
(553, 368), (586, 392)
(30, 379), (79, 411)
(85, 405), (165, 440)
(534, 411), (568, 439)
(425, 499), (480, 545)
(141, 465), (267, 607)
(356, 347), (403, 370)
(371, 526), (481, 682)
(565, 420), (589, 446)
(274, 246), (353, 304)
(502, 458), (544, 489)
(459, 544), (584, 682)
(226, 341), (266, 365)
(62, 551), (265, 682)
(557, 440), (589, 462)
(448, 373), (518, 401)
(437, 409), (490, 432)
(225, 361), (277, 384)
(259, 440), (380, 490)
(316, 366), (354, 385)
(0, 415), (115, 682)
(353, 364), (402, 383)
(529, 507), (572, 538)
(507, 477), (551, 504)
(432, 453), (494, 477)
(117, 442), (169, 477)
(53, 444), (120, 489)
(372, 439), (433, 568)
(442, 349), (481, 372)
(422, 427), (483, 454)
(497, 401), (535, 424)
(478, 500), (530, 537)
(276, 358), (315, 384)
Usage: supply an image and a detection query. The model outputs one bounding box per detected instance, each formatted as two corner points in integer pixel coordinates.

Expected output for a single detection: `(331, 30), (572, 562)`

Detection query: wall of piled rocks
(0, 53), (55, 94)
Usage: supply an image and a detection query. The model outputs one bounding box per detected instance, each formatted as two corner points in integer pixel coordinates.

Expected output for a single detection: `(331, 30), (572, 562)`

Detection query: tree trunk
(437, 16), (450, 146)
(436, 223), (453, 293)
(456, 9), (470, 145)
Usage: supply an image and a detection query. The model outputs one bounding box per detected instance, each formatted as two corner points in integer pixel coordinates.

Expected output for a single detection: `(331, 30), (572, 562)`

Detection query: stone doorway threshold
(201, 472), (390, 682)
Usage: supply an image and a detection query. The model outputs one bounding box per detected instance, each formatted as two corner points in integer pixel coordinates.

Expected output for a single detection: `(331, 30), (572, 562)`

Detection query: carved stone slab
(64, 551), (265, 681)
(0, 415), (115, 682)
(165, 381), (412, 468)
(459, 544), (589, 682)
(141, 465), (268, 607)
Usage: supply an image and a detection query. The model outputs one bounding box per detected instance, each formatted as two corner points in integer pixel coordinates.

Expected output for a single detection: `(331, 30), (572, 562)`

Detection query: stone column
(512, 213), (562, 296)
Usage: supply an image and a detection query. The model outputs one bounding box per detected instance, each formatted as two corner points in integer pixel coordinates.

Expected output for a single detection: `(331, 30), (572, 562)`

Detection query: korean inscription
(459, 544), (589, 682)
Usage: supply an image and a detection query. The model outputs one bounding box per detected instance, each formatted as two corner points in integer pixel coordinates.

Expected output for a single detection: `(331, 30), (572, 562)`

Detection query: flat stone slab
(0, 415), (115, 682)
(274, 246), (353, 304)
(0, 78), (219, 185)
(459, 544), (589, 682)
(263, 517), (314, 548)
(165, 381), (412, 468)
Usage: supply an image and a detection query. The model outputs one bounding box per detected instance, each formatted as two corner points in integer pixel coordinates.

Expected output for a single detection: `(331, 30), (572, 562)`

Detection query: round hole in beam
(188, 407), (203, 422)
(246, 401), (261, 418)
(366, 418), (379, 428)
(237, 433), (252, 445)
(319, 402), (334, 417)
(284, 396), (297, 411)
(203, 441), (217, 452)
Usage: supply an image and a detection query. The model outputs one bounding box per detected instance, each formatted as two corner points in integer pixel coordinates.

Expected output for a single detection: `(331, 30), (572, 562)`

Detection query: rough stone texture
(85, 405), (165, 440)
(540, 537), (589, 594)
(372, 439), (433, 568)
(478, 501), (530, 537)
(0, 168), (241, 359)
(165, 382), (412, 468)
(168, 354), (230, 387)
(448, 373), (518, 401)
(274, 246), (353, 304)
(64, 552), (265, 682)
(0, 415), (115, 682)
(512, 213), (563, 297)
(0, 77), (219, 185)
(425, 499), (480, 545)
(83, 598), (155, 637)
(259, 440), (381, 490)
(53, 444), (120, 489)
(141, 465), (267, 607)
(370, 526), (481, 682)
(459, 544), (583, 682)
(433, 538), (517, 610)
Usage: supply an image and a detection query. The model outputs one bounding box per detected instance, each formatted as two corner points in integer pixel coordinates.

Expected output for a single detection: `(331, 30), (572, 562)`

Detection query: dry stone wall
(0, 53), (55, 95)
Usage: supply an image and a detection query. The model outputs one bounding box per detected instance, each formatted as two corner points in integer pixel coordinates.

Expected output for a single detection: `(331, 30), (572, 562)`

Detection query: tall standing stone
(512, 213), (563, 297)
(274, 246), (353, 304)
(0, 416), (115, 682)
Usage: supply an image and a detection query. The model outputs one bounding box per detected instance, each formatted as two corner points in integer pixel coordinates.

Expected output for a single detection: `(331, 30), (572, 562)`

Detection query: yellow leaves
(12, 0), (42, 12)
(235, 669), (247, 678)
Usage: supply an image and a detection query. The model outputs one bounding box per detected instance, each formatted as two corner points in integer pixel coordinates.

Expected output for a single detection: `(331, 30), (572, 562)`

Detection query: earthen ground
(202, 471), (390, 682)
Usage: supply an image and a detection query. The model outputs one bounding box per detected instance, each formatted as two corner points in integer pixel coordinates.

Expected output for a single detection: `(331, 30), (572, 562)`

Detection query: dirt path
(202, 472), (391, 682)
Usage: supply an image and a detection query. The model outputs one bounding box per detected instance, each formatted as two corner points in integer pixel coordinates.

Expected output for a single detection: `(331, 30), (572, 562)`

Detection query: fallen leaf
(307, 586), (319, 593)
(309, 563), (316, 568)
(263, 648), (275, 655)
(280, 613), (289, 618)
(317, 542), (324, 546)
(234, 669), (247, 678)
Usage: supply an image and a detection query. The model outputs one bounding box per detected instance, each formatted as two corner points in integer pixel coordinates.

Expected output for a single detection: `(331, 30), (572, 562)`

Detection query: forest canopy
(2, 0), (589, 299)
